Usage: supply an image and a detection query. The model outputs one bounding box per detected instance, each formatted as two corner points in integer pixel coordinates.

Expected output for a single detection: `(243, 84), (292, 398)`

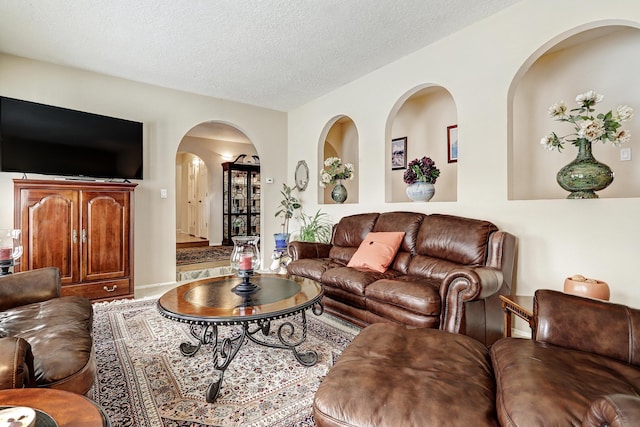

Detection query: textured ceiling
(0, 0), (521, 112)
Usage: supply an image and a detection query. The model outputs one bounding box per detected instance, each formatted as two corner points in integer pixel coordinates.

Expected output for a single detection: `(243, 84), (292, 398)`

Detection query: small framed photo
(391, 137), (407, 170)
(447, 125), (458, 163)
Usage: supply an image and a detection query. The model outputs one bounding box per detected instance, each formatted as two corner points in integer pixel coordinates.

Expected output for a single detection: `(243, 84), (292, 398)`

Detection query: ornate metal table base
(180, 303), (323, 403)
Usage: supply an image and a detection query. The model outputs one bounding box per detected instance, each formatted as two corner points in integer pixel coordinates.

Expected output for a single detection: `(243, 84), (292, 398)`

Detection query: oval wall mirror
(295, 160), (309, 191)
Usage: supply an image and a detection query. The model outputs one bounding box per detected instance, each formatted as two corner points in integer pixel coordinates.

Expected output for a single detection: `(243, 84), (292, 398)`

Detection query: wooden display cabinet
(13, 179), (136, 301)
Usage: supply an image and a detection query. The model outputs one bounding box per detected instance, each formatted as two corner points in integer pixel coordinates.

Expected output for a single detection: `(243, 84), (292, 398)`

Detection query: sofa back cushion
(535, 289), (640, 367)
(330, 213), (379, 263)
(371, 211), (424, 254)
(414, 214), (497, 266)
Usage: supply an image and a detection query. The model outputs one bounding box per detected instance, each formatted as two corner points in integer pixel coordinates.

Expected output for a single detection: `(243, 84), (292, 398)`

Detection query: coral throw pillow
(347, 232), (406, 273)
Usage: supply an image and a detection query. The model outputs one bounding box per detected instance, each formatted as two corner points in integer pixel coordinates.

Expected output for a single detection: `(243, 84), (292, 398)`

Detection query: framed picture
(447, 125), (458, 163)
(391, 137), (407, 170)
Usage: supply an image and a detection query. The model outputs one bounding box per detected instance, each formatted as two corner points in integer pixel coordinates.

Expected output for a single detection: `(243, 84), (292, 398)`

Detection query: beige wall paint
(288, 0), (640, 319)
(0, 54), (287, 288)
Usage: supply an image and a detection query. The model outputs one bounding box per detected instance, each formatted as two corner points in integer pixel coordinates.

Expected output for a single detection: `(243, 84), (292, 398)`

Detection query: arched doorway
(176, 122), (258, 273)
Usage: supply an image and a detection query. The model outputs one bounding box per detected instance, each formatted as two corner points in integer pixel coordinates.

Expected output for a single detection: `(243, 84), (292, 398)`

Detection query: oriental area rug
(91, 297), (360, 427)
(176, 246), (234, 266)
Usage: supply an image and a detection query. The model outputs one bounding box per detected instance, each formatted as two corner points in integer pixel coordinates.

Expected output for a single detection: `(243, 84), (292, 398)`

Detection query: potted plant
(403, 156), (440, 202)
(319, 157), (354, 204)
(274, 183), (301, 249)
(296, 209), (332, 243)
(540, 90), (633, 199)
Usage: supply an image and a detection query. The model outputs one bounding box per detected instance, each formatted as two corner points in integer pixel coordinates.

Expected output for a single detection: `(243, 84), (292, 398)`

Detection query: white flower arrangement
(540, 90), (633, 152)
(319, 157), (354, 187)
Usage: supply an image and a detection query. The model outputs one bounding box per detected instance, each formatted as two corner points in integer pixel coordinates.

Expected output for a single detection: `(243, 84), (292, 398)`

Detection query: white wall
(288, 0), (640, 320)
(0, 54), (287, 287)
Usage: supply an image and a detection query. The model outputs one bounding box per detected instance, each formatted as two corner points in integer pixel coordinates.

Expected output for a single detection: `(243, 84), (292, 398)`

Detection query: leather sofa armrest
(439, 267), (503, 334)
(582, 394), (640, 427)
(0, 267), (61, 311)
(0, 337), (35, 389)
(288, 241), (332, 260)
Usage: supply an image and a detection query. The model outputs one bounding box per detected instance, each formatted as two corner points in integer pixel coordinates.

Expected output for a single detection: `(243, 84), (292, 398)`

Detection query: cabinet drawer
(61, 279), (131, 301)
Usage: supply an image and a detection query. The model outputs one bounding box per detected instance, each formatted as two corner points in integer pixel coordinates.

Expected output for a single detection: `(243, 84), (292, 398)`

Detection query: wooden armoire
(13, 179), (136, 301)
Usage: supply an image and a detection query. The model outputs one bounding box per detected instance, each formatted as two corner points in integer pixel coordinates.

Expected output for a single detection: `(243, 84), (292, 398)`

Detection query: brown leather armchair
(314, 289), (640, 427)
(0, 268), (95, 395)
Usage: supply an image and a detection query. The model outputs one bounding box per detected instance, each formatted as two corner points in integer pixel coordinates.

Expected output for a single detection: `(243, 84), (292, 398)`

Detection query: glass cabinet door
(222, 159), (260, 245)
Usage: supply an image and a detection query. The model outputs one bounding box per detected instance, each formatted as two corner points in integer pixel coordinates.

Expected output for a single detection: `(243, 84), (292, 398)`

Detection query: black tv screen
(0, 96), (143, 180)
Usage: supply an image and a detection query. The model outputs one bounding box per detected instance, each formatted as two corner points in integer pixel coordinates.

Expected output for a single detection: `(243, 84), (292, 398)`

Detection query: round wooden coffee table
(0, 388), (110, 426)
(157, 273), (324, 403)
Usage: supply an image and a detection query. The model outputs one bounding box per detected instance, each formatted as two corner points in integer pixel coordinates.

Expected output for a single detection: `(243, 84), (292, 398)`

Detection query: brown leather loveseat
(0, 267), (95, 395)
(288, 212), (516, 346)
(314, 289), (640, 426)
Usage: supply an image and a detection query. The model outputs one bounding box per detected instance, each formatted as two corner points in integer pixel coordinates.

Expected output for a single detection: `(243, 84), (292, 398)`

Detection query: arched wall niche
(385, 84), (457, 203)
(317, 115), (359, 204)
(509, 21), (640, 200)
(177, 121), (259, 246)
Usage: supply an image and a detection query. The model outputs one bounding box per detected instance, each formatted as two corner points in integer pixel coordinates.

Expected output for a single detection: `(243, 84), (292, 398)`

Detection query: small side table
(0, 388), (110, 427)
(499, 294), (535, 338)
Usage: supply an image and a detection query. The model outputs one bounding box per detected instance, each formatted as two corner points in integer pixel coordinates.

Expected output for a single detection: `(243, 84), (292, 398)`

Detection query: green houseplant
(274, 183), (301, 248)
(297, 210), (332, 243)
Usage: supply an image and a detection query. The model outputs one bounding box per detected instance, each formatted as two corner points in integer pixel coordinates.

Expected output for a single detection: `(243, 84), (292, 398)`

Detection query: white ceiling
(0, 0), (521, 113)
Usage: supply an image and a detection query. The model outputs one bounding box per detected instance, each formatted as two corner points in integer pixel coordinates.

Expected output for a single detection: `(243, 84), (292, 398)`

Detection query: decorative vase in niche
(406, 182), (435, 202)
(331, 180), (348, 204)
(556, 139), (614, 199)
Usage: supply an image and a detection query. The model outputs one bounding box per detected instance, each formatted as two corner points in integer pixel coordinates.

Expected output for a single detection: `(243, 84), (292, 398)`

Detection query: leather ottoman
(313, 323), (498, 427)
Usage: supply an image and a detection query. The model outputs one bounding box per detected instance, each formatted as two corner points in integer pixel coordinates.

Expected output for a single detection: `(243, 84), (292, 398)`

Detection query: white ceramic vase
(406, 182), (435, 202)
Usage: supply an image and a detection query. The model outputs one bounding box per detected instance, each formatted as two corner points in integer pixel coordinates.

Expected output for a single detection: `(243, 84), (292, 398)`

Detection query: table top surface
(0, 388), (109, 427)
(157, 273), (323, 324)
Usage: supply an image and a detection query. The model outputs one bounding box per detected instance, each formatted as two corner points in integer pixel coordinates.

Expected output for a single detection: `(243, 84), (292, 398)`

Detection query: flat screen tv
(0, 96), (143, 180)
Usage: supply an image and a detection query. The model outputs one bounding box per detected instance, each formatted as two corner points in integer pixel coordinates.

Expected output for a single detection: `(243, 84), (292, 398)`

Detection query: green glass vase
(556, 139), (614, 199)
(331, 180), (348, 204)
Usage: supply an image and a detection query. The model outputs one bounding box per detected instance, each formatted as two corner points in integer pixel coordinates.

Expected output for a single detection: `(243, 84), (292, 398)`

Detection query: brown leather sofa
(313, 289), (640, 427)
(0, 268), (95, 395)
(287, 212), (516, 346)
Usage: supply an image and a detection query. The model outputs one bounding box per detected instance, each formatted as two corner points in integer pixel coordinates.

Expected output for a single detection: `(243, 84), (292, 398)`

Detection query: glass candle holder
(230, 235), (261, 272)
(0, 229), (23, 275)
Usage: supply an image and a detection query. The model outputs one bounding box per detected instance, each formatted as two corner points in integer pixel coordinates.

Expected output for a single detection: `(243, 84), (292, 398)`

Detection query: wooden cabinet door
(80, 191), (130, 282)
(17, 188), (79, 284)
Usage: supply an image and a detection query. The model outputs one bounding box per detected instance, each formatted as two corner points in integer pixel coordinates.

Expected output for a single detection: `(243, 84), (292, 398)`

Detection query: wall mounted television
(0, 96), (143, 180)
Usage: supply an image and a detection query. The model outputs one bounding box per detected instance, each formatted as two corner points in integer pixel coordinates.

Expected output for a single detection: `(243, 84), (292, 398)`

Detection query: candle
(239, 254), (252, 270)
(0, 247), (11, 261)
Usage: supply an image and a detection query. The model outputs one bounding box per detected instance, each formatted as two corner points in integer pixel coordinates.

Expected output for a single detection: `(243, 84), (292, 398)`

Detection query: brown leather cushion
(314, 323), (498, 427)
(415, 214), (497, 266)
(365, 275), (441, 316)
(371, 211), (424, 253)
(0, 296), (94, 394)
(535, 289), (640, 366)
(331, 213), (379, 249)
(286, 258), (343, 282)
(491, 338), (640, 427)
(320, 266), (401, 296)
